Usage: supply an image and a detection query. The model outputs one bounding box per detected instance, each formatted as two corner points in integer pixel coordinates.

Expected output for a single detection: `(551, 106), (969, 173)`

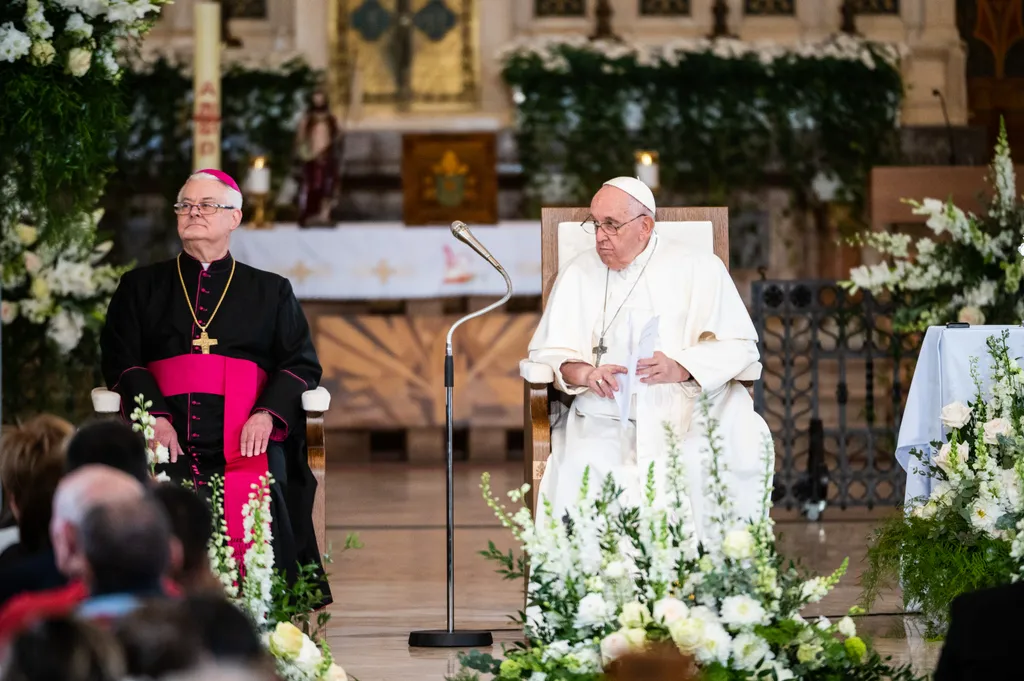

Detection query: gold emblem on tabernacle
(424, 150), (476, 207)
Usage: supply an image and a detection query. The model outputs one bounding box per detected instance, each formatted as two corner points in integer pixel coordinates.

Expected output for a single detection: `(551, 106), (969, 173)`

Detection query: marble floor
(322, 463), (942, 680)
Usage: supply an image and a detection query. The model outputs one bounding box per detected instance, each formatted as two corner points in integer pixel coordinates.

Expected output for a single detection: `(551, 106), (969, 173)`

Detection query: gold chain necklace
(176, 253), (235, 354)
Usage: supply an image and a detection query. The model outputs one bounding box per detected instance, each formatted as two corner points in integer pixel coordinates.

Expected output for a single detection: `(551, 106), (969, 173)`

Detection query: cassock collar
(613, 233), (658, 280)
(179, 249), (234, 275)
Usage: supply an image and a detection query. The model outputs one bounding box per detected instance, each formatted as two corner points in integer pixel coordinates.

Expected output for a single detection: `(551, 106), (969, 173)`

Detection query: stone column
(295, 0), (330, 69)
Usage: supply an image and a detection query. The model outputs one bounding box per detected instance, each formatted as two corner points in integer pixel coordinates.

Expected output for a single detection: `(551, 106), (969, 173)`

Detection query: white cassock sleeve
(526, 262), (593, 396)
(661, 252), (760, 394)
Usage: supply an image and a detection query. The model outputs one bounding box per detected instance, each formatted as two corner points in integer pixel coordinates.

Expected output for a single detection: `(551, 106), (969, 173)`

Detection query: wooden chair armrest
(524, 381), (552, 516)
(303, 388), (329, 562)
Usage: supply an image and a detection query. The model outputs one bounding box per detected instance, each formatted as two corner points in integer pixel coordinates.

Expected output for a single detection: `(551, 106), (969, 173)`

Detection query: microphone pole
(933, 88), (957, 165)
(408, 221), (510, 648)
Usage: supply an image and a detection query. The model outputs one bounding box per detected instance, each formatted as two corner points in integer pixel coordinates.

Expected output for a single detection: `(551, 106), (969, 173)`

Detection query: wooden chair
(90, 386), (330, 559)
(520, 206), (746, 514)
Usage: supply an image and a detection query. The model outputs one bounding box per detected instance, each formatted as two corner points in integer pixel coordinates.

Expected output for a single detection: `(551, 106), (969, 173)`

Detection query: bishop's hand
(241, 411), (274, 458)
(637, 351), (690, 385)
(152, 417), (184, 464)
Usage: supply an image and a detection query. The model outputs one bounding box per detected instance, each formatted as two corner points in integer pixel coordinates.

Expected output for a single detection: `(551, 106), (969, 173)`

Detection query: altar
(231, 222), (545, 463)
(898, 325), (1024, 505)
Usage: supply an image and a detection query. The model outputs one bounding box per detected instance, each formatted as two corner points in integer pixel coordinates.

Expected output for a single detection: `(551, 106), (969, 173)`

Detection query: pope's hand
(586, 364), (628, 399)
(152, 417), (183, 464)
(241, 411), (274, 458)
(637, 351), (690, 385)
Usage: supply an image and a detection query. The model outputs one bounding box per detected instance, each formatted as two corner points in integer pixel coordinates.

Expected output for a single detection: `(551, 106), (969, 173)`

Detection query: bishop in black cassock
(99, 169), (329, 604)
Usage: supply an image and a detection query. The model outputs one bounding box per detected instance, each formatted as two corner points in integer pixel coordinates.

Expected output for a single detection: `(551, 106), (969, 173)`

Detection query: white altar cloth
(229, 221), (542, 300)
(897, 325), (1024, 505)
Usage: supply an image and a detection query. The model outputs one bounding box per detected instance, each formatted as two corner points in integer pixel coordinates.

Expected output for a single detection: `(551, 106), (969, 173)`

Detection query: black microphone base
(408, 629), (493, 648)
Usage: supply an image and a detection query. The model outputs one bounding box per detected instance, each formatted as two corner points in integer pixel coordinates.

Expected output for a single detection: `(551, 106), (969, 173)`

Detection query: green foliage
(479, 540), (527, 581)
(861, 510), (1014, 638)
(501, 39), (903, 218)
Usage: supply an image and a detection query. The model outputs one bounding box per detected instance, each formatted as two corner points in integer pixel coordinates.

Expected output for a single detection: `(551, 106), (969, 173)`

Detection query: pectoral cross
(593, 337), (608, 367)
(193, 331), (218, 355)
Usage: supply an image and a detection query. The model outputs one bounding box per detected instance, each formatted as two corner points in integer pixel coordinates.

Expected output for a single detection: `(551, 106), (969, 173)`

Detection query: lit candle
(635, 151), (659, 191)
(247, 157), (270, 194)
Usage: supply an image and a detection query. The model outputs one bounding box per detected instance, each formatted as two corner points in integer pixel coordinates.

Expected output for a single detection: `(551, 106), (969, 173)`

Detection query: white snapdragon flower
(47, 308), (85, 354)
(154, 471), (171, 483)
(25, 0), (55, 40)
(940, 401), (973, 429)
(933, 441), (969, 477)
(719, 595), (767, 629)
(837, 616), (857, 637)
(65, 12), (94, 38)
(799, 577), (829, 603)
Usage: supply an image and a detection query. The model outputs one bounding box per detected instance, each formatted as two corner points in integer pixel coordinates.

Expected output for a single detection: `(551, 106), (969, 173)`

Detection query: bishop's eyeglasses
(580, 214), (645, 236)
(173, 202), (237, 216)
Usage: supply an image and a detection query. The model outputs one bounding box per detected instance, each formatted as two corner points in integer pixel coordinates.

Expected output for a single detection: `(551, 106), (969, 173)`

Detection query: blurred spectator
(182, 594), (268, 668)
(151, 483), (221, 593)
(606, 644), (699, 681)
(74, 494), (175, 623)
(0, 415), (75, 603)
(0, 466), (145, 648)
(0, 616), (125, 681)
(65, 419), (149, 484)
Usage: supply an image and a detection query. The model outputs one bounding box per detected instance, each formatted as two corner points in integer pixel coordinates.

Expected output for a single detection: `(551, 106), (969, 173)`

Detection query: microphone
(932, 88), (957, 165)
(451, 220), (504, 273)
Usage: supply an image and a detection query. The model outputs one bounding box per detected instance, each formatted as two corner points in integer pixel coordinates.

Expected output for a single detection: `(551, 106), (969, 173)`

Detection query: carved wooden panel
(314, 312), (539, 429)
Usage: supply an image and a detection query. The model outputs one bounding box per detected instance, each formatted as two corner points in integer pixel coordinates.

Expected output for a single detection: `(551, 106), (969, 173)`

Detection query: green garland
(501, 36), (904, 217)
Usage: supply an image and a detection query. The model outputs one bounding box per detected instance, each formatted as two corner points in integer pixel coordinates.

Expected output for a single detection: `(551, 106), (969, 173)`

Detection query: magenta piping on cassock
(281, 369), (308, 388)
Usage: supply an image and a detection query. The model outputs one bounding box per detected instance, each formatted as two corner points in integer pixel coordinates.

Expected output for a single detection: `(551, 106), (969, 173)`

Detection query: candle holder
(634, 150), (660, 194)
(246, 156), (271, 229)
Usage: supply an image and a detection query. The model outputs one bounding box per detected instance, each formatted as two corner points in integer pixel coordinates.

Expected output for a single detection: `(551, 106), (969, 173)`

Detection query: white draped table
(229, 221), (543, 300)
(897, 325), (1024, 505)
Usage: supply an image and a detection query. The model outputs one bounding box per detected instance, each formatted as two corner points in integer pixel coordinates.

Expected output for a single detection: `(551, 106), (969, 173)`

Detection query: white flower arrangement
(460, 402), (920, 681)
(844, 120), (1024, 332)
(496, 33), (906, 74)
(0, 0), (169, 79)
(862, 331), (1024, 636)
(129, 396), (348, 681)
(0, 209), (126, 355)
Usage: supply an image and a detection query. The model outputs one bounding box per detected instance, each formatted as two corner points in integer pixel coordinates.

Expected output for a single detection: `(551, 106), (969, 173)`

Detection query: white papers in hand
(615, 314), (660, 427)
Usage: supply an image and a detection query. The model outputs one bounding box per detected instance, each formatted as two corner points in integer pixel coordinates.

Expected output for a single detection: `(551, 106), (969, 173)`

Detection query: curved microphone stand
(407, 224), (512, 648)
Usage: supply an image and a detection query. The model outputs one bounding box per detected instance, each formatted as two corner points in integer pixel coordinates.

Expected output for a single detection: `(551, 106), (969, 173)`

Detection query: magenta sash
(148, 355), (268, 554)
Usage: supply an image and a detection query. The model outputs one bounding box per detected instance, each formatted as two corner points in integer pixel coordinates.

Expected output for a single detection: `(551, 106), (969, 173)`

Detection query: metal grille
(639, 0), (690, 15)
(751, 280), (920, 513)
(854, 0), (900, 13)
(744, 0), (794, 15)
(535, 0), (585, 16)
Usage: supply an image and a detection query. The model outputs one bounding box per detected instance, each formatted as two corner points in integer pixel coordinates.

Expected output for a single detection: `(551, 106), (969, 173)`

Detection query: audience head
(78, 495), (172, 594)
(606, 644), (698, 681)
(65, 420), (150, 484)
(0, 415), (74, 552)
(183, 594), (267, 666)
(151, 482), (219, 592)
(0, 616), (125, 681)
(50, 465), (145, 578)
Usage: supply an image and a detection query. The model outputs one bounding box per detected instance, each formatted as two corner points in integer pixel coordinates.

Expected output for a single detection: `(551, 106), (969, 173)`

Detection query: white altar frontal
(898, 325), (1024, 505)
(229, 222), (542, 300)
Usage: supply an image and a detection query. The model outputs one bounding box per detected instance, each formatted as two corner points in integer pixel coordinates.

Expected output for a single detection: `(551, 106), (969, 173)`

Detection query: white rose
(668, 616), (704, 653)
(732, 632), (772, 671)
(719, 595), (767, 630)
(67, 47), (91, 77)
(940, 401), (972, 429)
(837, 616), (856, 637)
(983, 417), (1012, 444)
(321, 663), (347, 681)
(599, 631), (631, 663)
(957, 306), (985, 326)
(618, 601), (651, 629)
(722, 528), (755, 561)
(1, 300), (18, 325)
(24, 251), (42, 275)
(267, 622), (304, 659)
(695, 622), (732, 666)
(652, 597), (688, 624)
(933, 442), (969, 476)
(29, 39), (54, 66)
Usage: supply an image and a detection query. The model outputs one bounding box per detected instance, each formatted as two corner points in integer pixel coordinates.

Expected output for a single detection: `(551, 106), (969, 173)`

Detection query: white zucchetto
(602, 176), (657, 214)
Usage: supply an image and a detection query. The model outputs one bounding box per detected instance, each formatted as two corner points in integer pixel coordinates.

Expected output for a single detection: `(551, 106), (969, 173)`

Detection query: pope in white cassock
(528, 177), (773, 538)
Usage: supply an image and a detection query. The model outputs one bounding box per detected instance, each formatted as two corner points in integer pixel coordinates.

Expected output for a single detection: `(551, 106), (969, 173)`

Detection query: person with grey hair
(527, 177), (771, 537)
(98, 169), (328, 604)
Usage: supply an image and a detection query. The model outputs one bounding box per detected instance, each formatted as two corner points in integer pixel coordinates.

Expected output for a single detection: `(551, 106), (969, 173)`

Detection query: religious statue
(294, 89), (340, 227)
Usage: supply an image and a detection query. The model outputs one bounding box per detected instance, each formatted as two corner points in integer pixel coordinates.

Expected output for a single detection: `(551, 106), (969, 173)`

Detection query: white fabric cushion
(301, 386), (331, 412)
(520, 359), (555, 384)
(557, 220), (715, 272)
(91, 388), (121, 413)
